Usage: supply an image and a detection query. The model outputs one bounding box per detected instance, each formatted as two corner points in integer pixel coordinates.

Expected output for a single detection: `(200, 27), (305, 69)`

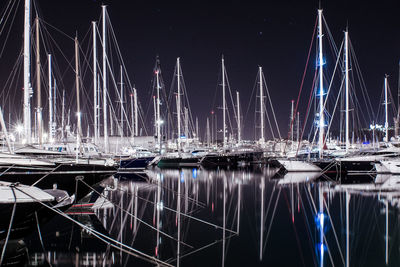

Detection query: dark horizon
(0, 0), (399, 141)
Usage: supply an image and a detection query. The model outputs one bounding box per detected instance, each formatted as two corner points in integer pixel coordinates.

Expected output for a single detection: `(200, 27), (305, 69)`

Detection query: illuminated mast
(317, 8), (325, 157)
(259, 67), (265, 144)
(92, 21), (98, 144)
(23, 0), (32, 143)
(156, 68), (161, 150)
(102, 5), (109, 153)
(236, 91), (241, 144)
(222, 56), (227, 149)
(384, 75), (389, 142)
(344, 30), (350, 152)
(177, 57), (181, 151)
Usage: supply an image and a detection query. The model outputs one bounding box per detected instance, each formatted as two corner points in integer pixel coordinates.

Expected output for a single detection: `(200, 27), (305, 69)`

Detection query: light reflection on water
(24, 167), (400, 266)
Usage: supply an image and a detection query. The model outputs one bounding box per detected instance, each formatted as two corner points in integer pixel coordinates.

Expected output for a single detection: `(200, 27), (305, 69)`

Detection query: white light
(15, 124), (23, 133)
(76, 112), (81, 117)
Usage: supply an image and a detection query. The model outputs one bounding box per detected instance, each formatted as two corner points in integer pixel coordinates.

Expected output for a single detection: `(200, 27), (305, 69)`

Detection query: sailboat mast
(290, 99), (294, 143)
(97, 74), (101, 140)
(92, 21), (98, 144)
(345, 30), (350, 152)
(184, 107), (189, 147)
(156, 70), (161, 150)
(54, 79), (57, 133)
(206, 117), (210, 147)
(48, 54), (53, 141)
(102, 5), (109, 153)
(23, 0), (32, 143)
(130, 91), (134, 137)
(75, 37), (82, 147)
(61, 90), (65, 140)
(196, 117), (199, 141)
(35, 16), (42, 145)
(222, 57), (226, 149)
(134, 87), (138, 136)
(120, 65), (124, 137)
(153, 96), (156, 137)
(318, 9), (325, 156)
(259, 67), (265, 143)
(384, 75), (389, 142)
(236, 91), (241, 144)
(296, 112), (300, 143)
(177, 57), (181, 151)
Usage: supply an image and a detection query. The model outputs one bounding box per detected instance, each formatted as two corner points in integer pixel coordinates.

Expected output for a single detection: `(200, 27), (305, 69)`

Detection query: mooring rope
(0, 185), (17, 265)
(78, 178), (194, 248)
(13, 186), (173, 267)
(35, 211), (53, 267)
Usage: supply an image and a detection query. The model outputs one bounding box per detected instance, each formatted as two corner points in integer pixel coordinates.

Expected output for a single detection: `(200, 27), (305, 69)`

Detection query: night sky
(0, 0), (399, 140)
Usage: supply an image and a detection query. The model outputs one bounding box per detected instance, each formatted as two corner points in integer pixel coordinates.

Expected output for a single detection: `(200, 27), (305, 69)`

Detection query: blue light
(180, 171), (185, 183)
(316, 57), (326, 67)
(192, 168), (197, 179)
(315, 212), (325, 229)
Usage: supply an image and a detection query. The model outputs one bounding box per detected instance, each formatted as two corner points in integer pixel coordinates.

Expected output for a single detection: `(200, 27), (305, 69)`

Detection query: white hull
(278, 160), (321, 172)
(278, 172), (320, 185)
(377, 160), (400, 174)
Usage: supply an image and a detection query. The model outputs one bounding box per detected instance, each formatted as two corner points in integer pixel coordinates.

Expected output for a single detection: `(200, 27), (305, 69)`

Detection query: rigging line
(244, 71), (258, 128)
(323, 71), (345, 149)
(0, 0), (17, 35)
(0, 0), (19, 60)
(281, 190), (307, 267)
(0, 186), (16, 266)
(311, 40), (343, 148)
(41, 19), (74, 41)
(349, 39), (375, 120)
(299, 185), (318, 266)
(263, 72), (281, 139)
(172, 233), (237, 263)
(0, 0), (15, 30)
(40, 23), (76, 78)
(35, 212), (53, 267)
(287, 15), (317, 143)
(80, 178), (199, 245)
(263, 184), (276, 226)
(296, 69), (318, 155)
(263, 95), (275, 139)
(147, 175), (206, 208)
(210, 62), (222, 124)
(225, 67), (238, 129)
(262, 188), (281, 254)
(38, 21), (68, 92)
(322, 194), (345, 265)
(0, 47), (22, 100)
(14, 186), (174, 267)
(312, 42), (343, 152)
(105, 11), (135, 91)
(0, 164), (16, 177)
(31, 163), (63, 186)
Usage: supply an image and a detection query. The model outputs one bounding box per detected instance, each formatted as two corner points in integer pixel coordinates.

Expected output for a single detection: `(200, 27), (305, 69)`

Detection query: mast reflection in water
(23, 168), (400, 266)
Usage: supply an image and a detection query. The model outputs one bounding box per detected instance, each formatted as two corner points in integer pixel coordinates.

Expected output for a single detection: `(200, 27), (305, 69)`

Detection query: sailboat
(156, 58), (204, 168)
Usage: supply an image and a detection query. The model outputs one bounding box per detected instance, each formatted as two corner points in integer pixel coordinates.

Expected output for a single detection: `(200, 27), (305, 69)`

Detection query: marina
(0, 0), (400, 266)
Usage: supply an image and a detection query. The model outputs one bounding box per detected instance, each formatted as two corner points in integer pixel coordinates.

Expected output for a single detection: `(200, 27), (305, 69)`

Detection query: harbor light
(15, 124), (23, 134)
